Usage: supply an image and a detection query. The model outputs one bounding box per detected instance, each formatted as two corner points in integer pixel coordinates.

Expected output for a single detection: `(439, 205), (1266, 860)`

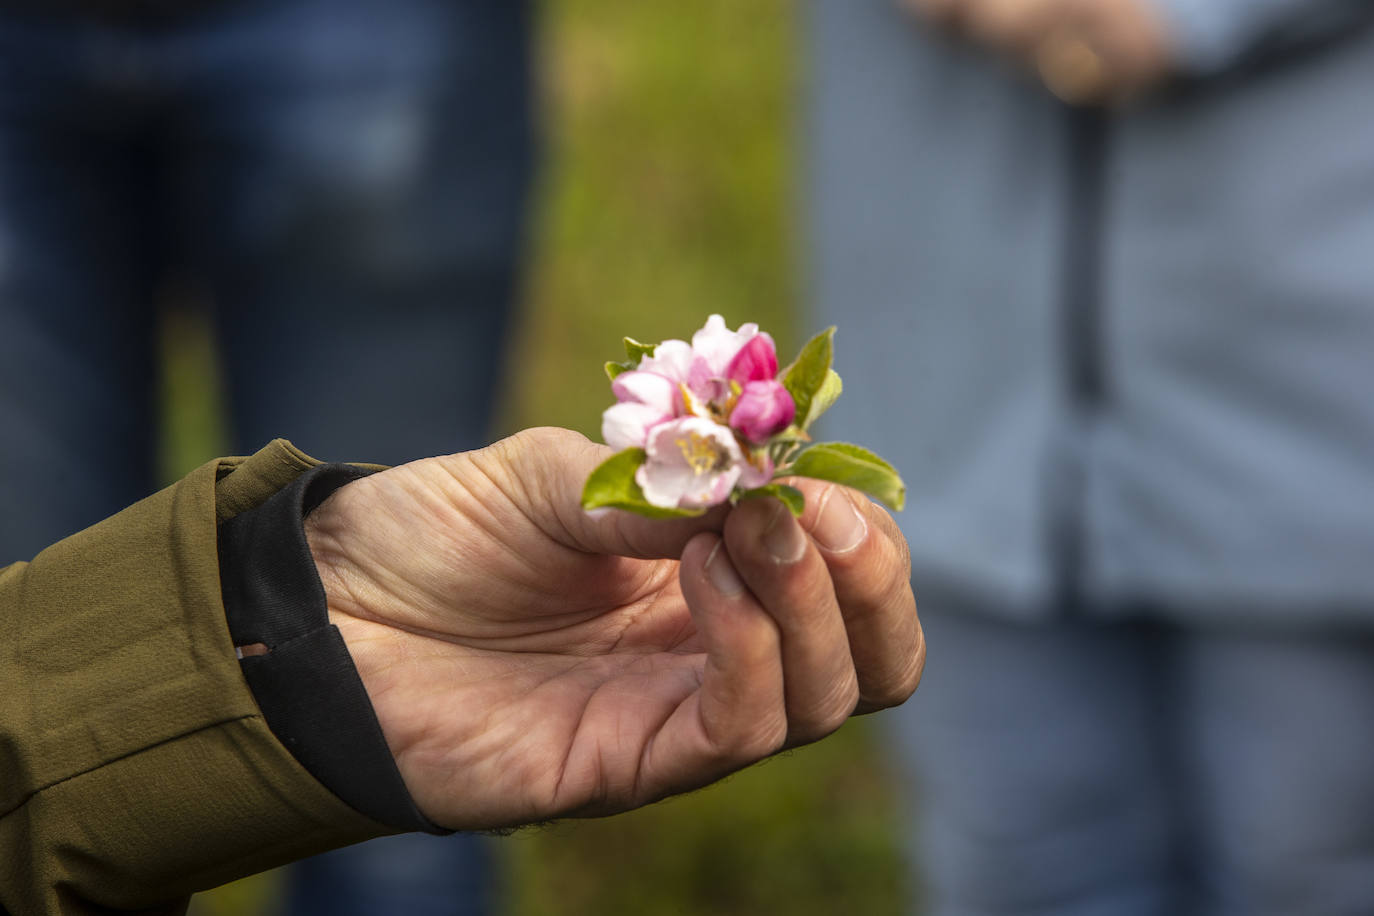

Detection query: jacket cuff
(0, 441), (391, 913)
(218, 464), (447, 835)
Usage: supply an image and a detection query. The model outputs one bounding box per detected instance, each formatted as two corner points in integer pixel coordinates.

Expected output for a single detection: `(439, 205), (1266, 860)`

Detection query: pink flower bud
(725, 335), (779, 384)
(729, 380), (795, 443)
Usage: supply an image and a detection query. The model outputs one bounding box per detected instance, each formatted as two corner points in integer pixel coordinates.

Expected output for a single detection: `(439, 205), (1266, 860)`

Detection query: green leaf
(786, 442), (906, 512)
(623, 337), (658, 364)
(581, 448), (706, 518)
(605, 360), (636, 381)
(782, 327), (836, 431)
(802, 368), (843, 429)
(737, 483), (806, 517)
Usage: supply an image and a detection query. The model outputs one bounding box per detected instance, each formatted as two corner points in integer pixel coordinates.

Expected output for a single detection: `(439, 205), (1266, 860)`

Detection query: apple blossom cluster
(602, 316), (795, 509)
(584, 315), (905, 518)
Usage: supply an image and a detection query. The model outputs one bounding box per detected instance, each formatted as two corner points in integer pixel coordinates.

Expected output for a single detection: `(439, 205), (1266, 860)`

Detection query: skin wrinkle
(551, 652), (708, 817)
(606, 576), (697, 655)
(509, 429), (600, 547)
(550, 649), (720, 819)
(319, 471), (606, 645)
(697, 638), (785, 760)
(653, 596), (701, 655)
(404, 433), (703, 654)
(549, 673), (606, 816)
(312, 490), (446, 625)
(815, 676), (863, 739)
(626, 693), (680, 809)
(437, 447), (658, 617)
(360, 638), (677, 812)
(828, 563), (909, 635)
(423, 460), (564, 600)
(392, 651), (616, 815)
(474, 429), (592, 553)
(850, 598), (926, 713)
(783, 680), (860, 749)
(362, 626), (565, 700)
(337, 586), (652, 656)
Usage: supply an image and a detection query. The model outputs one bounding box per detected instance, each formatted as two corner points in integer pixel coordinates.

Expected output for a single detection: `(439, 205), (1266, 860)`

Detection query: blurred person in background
(806, 0), (1374, 913)
(0, 0), (534, 912)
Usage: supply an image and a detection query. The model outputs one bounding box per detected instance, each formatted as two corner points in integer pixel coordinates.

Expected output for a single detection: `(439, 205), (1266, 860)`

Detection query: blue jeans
(890, 604), (1374, 916)
(0, 1), (531, 912)
(0, 0), (532, 559)
(282, 833), (496, 916)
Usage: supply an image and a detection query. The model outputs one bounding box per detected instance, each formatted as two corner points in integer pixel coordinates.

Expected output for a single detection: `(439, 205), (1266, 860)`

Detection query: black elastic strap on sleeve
(218, 464), (448, 834)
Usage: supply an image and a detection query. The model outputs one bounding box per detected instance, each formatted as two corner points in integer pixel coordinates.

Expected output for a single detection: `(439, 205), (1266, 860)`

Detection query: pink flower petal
(729, 379), (796, 443)
(611, 370), (679, 415)
(725, 335), (779, 384)
(738, 451), (774, 490)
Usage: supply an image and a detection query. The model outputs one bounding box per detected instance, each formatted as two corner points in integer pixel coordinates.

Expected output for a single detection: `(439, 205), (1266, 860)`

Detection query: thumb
(472, 427), (729, 560)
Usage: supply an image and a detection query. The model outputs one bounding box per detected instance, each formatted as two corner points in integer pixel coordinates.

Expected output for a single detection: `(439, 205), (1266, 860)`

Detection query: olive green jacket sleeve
(0, 440), (392, 915)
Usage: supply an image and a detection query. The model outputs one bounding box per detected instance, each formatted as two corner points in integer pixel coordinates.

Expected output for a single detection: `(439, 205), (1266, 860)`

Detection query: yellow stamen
(723, 379), (742, 418)
(675, 431), (731, 476)
(678, 382), (695, 415)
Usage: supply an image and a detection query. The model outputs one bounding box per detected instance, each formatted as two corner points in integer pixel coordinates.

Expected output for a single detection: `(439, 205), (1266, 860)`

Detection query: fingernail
(705, 540), (747, 596)
(763, 502), (807, 564)
(813, 487), (867, 554)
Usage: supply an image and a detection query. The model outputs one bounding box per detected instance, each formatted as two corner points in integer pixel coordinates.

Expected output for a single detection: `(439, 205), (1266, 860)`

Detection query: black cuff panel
(218, 464), (448, 835)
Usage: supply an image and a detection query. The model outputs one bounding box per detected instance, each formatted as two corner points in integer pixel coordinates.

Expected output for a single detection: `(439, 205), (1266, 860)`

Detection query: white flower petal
(686, 465), (742, 508)
(602, 402), (669, 451)
(639, 417), (745, 509)
(691, 315), (762, 378)
(636, 460), (697, 508)
(638, 339), (696, 383)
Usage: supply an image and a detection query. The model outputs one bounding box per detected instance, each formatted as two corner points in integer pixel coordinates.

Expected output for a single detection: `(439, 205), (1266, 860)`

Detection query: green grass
(499, 0), (799, 439)
(502, 721), (909, 916)
(179, 1), (914, 913)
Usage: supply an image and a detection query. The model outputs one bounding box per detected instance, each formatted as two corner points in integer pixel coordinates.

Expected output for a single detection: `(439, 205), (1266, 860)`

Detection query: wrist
(219, 462), (445, 834)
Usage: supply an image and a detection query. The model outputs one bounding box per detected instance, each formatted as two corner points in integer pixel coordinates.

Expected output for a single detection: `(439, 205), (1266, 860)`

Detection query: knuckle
(791, 675), (861, 745)
(749, 717), (791, 759)
(706, 711), (788, 766)
(826, 679), (863, 731)
(866, 641), (927, 708)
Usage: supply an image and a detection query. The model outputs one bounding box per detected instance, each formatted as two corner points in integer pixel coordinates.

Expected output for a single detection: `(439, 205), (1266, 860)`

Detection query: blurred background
(171, 1), (912, 913)
(13, 0), (1372, 910)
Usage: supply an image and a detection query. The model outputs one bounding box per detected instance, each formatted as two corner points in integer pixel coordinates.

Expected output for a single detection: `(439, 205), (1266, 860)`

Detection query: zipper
(1050, 107), (1107, 614)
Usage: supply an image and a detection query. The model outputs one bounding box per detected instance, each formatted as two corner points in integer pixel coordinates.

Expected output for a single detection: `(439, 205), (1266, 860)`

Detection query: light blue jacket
(807, 0), (1374, 622)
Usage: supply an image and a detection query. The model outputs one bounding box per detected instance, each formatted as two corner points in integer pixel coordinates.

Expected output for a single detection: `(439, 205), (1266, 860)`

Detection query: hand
(900, 0), (1176, 104)
(304, 427), (924, 830)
